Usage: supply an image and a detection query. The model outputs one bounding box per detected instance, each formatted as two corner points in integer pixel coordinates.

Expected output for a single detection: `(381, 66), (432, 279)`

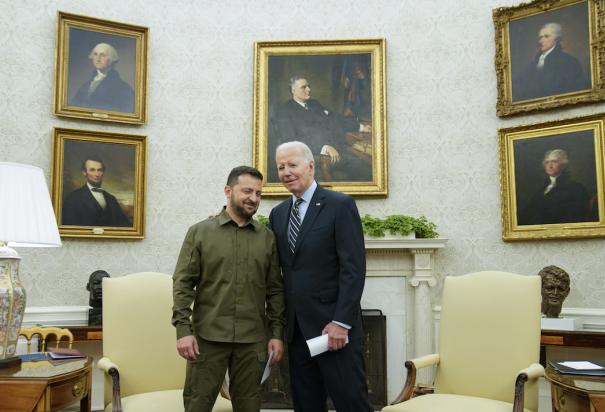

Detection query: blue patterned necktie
(288, 198), (304, 253)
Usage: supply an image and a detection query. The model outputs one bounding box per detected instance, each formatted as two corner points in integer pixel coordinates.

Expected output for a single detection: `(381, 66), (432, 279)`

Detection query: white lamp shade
(0, 162), (61, 247)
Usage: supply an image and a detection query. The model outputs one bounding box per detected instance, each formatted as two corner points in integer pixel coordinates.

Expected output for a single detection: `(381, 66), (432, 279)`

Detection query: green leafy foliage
(257, 214), (439, 239)
(361, 214), (438, 238)
(256, 215), (269, 226)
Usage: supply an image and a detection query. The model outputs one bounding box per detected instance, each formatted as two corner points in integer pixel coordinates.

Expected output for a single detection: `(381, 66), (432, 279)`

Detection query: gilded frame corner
(53, 11), (149, 124)
(252, 38), (388, 197)
(494, 0), (605, 117)
(499, 113), (605, 241)
(51, 127), (147, 239)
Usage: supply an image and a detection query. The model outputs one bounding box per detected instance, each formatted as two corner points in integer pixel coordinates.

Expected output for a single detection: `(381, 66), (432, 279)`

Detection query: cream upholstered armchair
(383, 271), (544, 412)
(97, 272), (231, 412)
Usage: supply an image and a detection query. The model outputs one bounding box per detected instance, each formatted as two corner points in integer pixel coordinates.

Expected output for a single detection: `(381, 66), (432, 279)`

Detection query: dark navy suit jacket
(269, 185), (366, 342)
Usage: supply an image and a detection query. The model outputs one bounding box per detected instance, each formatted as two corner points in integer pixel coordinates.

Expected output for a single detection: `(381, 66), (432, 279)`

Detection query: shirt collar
(291, 180), (317, 204)
(218, 206), (261, 231)
(540, 45), (556, 59)
(293, 98), (308, 108)
(86, 182), (101, 191)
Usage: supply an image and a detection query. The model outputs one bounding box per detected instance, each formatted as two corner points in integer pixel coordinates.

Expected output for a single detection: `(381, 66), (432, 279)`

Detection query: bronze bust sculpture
(538, 265), (570, 318)
(86, 270), (110, 325)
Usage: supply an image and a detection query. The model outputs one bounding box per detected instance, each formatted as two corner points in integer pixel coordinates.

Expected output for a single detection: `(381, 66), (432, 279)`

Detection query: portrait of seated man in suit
(68, 42), (134, 113)
(518, 149), (590, 225)
(513, 22), (590, 101)
(272, 75), (372, 182)
(62, 156), (131, 227)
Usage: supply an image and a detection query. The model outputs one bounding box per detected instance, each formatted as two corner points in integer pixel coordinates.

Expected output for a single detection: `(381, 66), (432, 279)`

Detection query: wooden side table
(540, 329), (605, 366)
(0, 356), (92, 412)
(545, 365), (605, 412)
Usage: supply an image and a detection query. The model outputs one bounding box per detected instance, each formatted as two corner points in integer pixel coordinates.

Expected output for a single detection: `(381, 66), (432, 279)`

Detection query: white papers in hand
(558, 361), (604, 370)
(261, 351), (274, 384)
(306, 334), (349, 357)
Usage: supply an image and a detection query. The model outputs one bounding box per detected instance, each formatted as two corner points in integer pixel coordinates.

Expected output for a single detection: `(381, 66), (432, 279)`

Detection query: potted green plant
(255, 214), (438, 239)
(360, 214), (438, 239)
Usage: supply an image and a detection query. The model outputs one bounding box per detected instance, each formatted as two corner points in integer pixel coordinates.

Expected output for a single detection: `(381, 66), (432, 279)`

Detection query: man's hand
(176, 335), (199, 361)
(267, 338), (284, 364)
(323, 145), (340, 164)
(322, 322), (348, 351)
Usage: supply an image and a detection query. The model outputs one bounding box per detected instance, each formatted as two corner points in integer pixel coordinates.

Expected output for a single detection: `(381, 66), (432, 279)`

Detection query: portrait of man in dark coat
(512, 22), (590, 101)
(68, 42), (134, 113)
(272, 75), (372, 182)
(518, 149), (590, 225)
(62, 155), (131, 227)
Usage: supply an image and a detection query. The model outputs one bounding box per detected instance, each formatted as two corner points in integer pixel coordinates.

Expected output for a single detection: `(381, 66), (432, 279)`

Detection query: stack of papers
(306, 334), (349, 357)
(549, 360), (605, 376)
(48, 348), (85, 360)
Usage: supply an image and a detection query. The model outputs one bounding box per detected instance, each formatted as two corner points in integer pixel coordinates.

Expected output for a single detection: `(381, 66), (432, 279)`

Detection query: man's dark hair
(226, 166), (263, 186)
(81, 156), (106, 172)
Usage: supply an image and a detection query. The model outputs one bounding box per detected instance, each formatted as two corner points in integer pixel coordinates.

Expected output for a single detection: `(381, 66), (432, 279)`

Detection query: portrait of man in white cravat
(65, 27), (138, 114)
(508, 1), (592, 103)
(517, 148), (592, 225)
(68, 42), (134, 113)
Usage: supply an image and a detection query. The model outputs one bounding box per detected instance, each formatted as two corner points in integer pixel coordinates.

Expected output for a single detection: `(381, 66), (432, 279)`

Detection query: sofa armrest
(391, 354), (440, 405)
(97, 357), (123, 412)
(513, 363), (545, 412)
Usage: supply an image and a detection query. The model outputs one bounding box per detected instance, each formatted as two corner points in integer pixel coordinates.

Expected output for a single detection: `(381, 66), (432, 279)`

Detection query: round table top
(0, 355), (92, 380)
(546, 364), (605, 395)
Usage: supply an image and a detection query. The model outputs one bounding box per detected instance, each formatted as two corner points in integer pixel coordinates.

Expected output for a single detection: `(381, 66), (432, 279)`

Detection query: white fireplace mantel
(363, 237), (447, 395)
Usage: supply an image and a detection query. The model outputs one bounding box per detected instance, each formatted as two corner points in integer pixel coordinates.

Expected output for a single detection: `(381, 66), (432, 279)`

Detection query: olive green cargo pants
(183, 337), (267, 412)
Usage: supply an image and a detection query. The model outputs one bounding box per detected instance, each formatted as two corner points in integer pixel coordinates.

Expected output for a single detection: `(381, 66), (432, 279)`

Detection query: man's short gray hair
(276, 141), (314, 163)
(288, 75), (306, 93)
(89, 43), (120, 64)
(543, 149), (569, 167)
(541, 22), (562, 40)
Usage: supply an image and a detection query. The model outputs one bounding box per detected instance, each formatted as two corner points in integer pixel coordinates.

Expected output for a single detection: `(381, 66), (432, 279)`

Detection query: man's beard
(232, 201), (257, 220)
(87, 179), (103, 188)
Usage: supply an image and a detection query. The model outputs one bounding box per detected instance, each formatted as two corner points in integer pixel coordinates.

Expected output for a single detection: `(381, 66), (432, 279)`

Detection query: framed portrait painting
(253, 39), (387, 196)
(51, 127), (147, 239)
(494, 0), (605, 116)
(54, 11), (149, 124)
(499, 113), (605, 241)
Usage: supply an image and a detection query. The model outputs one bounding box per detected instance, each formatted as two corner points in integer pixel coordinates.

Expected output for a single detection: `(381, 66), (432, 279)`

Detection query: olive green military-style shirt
(172, 208), (285, 343)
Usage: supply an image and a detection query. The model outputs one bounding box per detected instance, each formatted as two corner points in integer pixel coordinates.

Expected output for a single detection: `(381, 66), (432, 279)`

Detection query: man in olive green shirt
(172, 166), (285, 412)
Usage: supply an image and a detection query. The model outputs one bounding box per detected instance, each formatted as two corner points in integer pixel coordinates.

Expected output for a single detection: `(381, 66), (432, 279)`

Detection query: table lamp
(0, 162), (61, 368)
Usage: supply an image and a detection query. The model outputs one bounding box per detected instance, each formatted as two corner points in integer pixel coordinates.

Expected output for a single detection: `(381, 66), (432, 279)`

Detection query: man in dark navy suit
(62, 156), (131, 227)
(269, 141), (372, 412)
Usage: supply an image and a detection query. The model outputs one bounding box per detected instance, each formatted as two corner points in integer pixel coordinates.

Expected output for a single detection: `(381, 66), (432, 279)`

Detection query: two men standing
(172, 142), (372, 411)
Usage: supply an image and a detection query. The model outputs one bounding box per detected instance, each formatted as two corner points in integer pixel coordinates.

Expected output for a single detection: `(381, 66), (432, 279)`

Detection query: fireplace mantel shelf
(364, 237), (448, 250)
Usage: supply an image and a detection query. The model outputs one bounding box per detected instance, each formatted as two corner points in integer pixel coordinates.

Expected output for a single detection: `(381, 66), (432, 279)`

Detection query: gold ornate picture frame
(253, 39), (387, 196)
(54, 11), (149, 124)
(494, 0), (605, 117)
(51, 127), (147, 239)
(499, 113), (605, 240)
